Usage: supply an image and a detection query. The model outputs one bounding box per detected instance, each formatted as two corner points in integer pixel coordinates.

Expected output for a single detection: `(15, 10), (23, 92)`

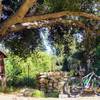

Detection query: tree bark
(22, 11), (100, 23)
(0, 0), (37, 36)
(8, 19), (93, 34)
(0, 0), (100, 36)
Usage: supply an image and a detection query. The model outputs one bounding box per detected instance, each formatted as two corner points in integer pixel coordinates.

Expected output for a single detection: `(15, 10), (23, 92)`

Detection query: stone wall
(37, 71), (68, 94)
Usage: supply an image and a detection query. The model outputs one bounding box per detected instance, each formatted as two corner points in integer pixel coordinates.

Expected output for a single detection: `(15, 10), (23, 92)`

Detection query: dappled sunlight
(0, 0), (99, 98)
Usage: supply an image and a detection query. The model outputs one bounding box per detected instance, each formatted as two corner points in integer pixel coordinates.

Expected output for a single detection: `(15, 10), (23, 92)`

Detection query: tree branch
(0, 0), (100, 36)
(0, 0), (37, 36)
(16, 0), (37, 19)
(9, 20), (84, 32)
(8, 19), (93, 34)
(0, 0), (3, 18)
(22, 11), (100, 23)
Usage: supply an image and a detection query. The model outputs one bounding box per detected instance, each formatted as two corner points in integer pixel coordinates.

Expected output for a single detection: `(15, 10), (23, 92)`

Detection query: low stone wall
(37, 71), (68, 94)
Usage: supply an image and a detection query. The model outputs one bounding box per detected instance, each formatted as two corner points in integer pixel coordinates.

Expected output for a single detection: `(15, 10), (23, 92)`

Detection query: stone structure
(37, 71), (68, 94)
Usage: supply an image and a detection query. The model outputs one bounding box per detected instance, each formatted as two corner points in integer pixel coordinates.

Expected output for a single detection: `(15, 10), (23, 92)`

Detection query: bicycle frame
(82, 72), (98, 88)
(63, 71), (100, 97)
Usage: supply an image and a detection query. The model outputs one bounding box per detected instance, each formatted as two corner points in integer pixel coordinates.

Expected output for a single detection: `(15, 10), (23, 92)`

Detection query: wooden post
(0, 51), (7, 91)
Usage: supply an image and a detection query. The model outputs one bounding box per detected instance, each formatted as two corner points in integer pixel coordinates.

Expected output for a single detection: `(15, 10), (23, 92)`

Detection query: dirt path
(0, 94), (100, 100)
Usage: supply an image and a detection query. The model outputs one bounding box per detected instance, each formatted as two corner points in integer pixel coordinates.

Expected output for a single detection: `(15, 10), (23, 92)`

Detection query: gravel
(0, 94), (99, 100)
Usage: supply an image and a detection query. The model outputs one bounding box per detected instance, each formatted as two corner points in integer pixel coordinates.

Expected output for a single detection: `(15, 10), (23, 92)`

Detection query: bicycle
(63, 71), (100, 97)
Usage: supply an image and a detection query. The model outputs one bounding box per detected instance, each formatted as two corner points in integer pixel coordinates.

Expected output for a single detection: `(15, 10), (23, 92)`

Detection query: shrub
(47, 90), (59, 97)
(0, 86), (16, 93)
(5, 50), (53, 87)
(31, 89), (45, 97)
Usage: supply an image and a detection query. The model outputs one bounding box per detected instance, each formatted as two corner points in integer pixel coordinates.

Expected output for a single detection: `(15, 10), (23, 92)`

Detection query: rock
(59, 93), (69, 98)
(18, 88), (34, 97)
(37, 71), (68, 94)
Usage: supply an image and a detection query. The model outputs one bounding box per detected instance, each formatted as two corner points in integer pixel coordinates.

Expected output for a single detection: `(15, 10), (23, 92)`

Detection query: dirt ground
(0, 94), (100, 100)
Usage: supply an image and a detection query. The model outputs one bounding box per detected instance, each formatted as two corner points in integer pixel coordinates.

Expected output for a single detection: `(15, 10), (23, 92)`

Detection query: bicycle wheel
(63, 80), (70, 97)
(63, 77), (83, 97)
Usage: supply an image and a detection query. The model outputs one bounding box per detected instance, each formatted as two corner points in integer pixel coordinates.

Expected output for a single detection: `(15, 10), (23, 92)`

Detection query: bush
(68, 69), (76, 77)
(47, 90), (59, 97)
(31, 89), (45, 97)
(5, 50), (53, 87)
(0, 86), (17, 93)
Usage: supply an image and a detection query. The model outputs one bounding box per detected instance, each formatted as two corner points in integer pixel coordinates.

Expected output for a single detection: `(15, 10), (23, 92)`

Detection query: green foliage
(96, 44), (100, 58)
(31, 89), (45, 97)
(93, 44), (100, 75)
(81, 0), (100, 14)
(26, 50), (53, 74)
(5, 50), (53, 87)
(43, 0), (81, 12)
(4, 30), (39, 57)
(68, 69), (76, 77)
(0, 86), (19, 93)
(5, 54), (22, 86)
(47, 90), (59, 97)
